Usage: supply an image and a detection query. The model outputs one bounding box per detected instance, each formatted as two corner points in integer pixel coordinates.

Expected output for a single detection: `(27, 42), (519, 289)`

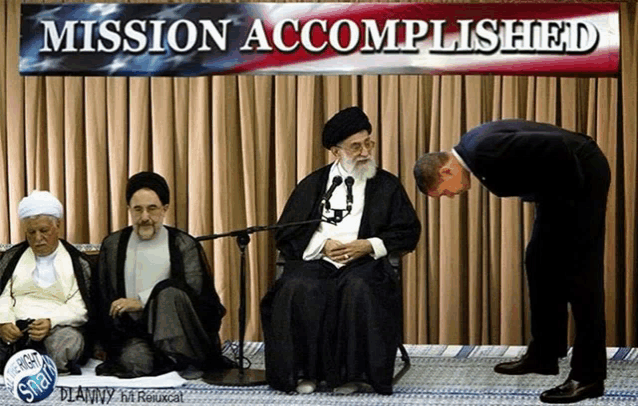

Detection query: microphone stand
(196, 218), (324, 386)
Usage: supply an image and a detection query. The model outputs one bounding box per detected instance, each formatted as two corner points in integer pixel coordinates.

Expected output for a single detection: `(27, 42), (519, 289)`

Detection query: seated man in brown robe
(93, 172), (232, 379)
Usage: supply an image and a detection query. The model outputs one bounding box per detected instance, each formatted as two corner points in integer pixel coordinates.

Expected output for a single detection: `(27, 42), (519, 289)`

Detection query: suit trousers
(525, 138), (610, 383)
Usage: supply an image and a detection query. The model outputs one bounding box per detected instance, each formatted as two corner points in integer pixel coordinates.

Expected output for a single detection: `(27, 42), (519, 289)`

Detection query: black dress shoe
(494, 354), (558, 375)
(539, 379), (604, 403)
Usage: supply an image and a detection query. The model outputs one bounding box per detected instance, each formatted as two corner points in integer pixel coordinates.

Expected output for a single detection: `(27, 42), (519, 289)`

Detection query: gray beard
(343, 157), (377, 181)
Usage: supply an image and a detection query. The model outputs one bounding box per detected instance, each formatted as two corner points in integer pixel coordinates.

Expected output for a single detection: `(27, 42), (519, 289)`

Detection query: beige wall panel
(85, 77), (109, 243)
(24, 77), (45, 192)
(63, 77), (88, 243)
(438, 75), (465, 344)
(621, 2), (638, 345)
(173, 78), (189, 231)
(597, 78), (619, 346)
(380, 76), (399, 175)
(106, 77), (129, 232)
(274, 76), (296, 217)
(45, 77), (66, 234)
(0, 0), (635, 347)
(151, 77), (176, 227)
(398, 75), (420, 344)
(6, 0), (25, 242)
(465, 76), (484, 344)
(128, 78), (150, 175)
(361, 75), (379, 164)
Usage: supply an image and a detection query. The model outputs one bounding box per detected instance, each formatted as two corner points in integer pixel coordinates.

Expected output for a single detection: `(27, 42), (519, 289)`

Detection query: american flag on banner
(19, 3), (619, 77)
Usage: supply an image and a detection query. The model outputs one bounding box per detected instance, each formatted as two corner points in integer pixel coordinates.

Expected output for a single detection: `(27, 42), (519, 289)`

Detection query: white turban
(18, 190), (64, 220)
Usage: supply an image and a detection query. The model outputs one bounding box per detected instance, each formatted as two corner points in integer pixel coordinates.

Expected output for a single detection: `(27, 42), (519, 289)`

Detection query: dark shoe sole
(540, 386), (604, 404)
(540, 389), (605, 404)
(494, 364), (559, 375)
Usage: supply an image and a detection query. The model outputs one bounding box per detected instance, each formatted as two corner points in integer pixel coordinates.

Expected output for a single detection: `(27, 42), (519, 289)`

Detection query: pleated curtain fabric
(0, 0), (637, 348)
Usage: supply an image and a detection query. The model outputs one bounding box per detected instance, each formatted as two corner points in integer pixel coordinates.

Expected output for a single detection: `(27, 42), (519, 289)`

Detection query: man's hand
(322, 239), (345, 261)
(325, 239), (373, 264)
(0, 323), (23, 344)
(110, 298), (144, 318)
(28, 319), (51, 342)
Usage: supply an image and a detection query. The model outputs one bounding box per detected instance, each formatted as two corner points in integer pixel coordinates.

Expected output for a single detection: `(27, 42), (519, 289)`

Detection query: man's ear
(440, 166), (453, 177)
(330, 146), (340, 158)
(163, 204), (169, 212)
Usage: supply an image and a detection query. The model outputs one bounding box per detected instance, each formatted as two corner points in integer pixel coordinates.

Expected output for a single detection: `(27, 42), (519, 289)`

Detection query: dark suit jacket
(453, 120), (592, 202)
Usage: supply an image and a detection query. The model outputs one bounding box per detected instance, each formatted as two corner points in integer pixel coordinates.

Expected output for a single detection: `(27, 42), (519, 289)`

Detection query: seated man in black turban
(261, 107), (421, 395)
(93, 172), (232, 379)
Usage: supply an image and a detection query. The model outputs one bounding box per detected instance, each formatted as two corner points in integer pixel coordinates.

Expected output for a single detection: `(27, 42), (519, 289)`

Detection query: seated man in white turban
(0, 191), (93, 374)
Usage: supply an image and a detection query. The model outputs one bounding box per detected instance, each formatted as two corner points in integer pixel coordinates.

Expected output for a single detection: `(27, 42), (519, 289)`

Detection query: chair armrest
(388, 251), (407, 270)
(388, 253), (401, 269)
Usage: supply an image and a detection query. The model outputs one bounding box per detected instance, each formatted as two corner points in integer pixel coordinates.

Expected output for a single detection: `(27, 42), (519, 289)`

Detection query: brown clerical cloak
(94, 226), (228, 376)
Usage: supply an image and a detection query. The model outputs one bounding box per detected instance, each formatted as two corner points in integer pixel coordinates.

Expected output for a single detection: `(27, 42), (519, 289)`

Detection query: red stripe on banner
(439, 49), (619, 76)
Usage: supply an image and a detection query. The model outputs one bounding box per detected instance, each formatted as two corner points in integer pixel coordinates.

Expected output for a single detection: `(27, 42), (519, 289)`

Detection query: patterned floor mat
(2, 343), (637, 405)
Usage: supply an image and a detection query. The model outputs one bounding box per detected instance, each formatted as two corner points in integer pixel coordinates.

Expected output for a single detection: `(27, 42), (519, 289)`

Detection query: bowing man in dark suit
(413, 119), (610, 404)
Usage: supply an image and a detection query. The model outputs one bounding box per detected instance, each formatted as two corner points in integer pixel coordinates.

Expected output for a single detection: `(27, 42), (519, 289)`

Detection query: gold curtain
(1, 0), (637, 347)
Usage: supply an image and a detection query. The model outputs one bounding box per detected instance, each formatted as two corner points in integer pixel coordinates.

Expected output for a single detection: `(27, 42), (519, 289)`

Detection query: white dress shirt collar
(452, 147), (471, 173)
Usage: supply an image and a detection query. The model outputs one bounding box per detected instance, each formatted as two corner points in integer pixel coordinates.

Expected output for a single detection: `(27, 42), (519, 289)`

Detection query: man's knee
(44, 327), (85, 370)
(155, 286), (191, 306)
(340, 271), (399, 317)
(279, 272), (326, 297)
(341, 274), (373, 298)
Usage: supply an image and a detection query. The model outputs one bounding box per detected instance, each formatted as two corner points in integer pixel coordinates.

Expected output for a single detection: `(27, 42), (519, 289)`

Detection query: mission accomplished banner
(19, 3), (619, 76)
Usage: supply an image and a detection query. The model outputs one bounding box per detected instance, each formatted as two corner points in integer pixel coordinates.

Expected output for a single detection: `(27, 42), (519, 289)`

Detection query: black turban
(322, 106), (372, 149)
(126, 172), (170, 205)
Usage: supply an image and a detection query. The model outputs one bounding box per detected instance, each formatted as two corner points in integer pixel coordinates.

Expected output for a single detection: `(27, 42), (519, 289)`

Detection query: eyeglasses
(132, 205), (163, 216)
(339, 139), (376, 155)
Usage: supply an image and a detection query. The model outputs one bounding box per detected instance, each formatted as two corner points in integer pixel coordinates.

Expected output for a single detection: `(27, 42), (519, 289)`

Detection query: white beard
(341, 156), (377, 181)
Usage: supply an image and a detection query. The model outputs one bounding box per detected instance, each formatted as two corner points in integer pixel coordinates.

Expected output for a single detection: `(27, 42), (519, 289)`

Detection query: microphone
(321, 176), (342, 211)
(345, 176), (354, 213)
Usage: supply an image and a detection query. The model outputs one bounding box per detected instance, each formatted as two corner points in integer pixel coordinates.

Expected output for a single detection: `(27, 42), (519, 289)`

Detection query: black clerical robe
(0, 240), (94, 364)
(261, 165), (421, 394)
(94, 226), (227, 375)
(455, 119), (609, 383)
